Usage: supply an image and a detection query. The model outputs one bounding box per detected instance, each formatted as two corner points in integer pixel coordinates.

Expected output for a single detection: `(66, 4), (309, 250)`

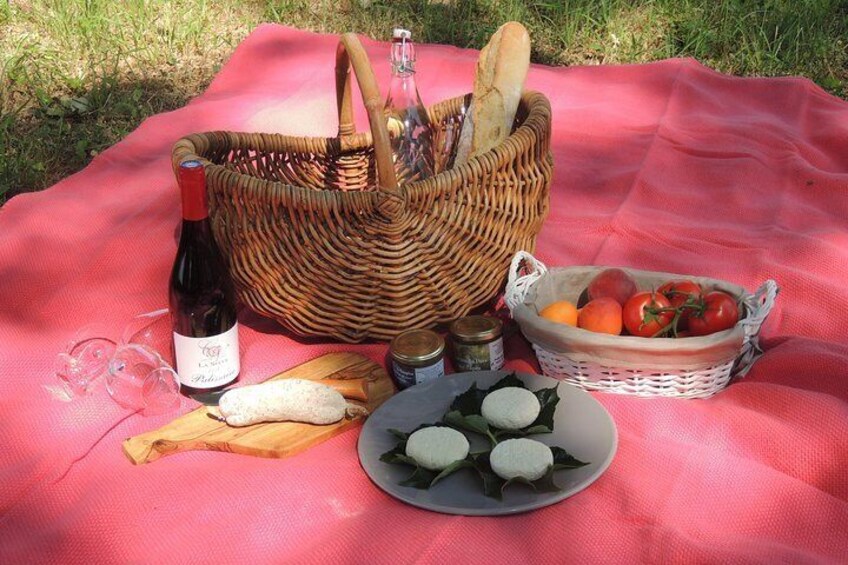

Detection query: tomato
(688, 291), (739, 336)
(657, 280), (702, 330)
(622, 292), (675, 337)
(657, 280), (702, 308)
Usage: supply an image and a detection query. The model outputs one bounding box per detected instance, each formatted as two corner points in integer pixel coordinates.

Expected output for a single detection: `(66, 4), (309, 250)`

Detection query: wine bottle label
(173, 323), (240, 389)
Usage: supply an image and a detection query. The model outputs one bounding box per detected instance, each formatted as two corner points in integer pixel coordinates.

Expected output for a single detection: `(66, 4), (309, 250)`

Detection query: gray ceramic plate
(357, 371), (617, 516)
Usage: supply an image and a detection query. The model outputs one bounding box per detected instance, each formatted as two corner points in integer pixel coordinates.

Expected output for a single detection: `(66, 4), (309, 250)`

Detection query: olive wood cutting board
(123, 352), (395, 465)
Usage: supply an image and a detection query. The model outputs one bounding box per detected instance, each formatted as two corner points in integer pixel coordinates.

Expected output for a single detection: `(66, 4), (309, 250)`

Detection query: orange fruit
(577, 297), (623, 335)
(539, 300), (579, 327)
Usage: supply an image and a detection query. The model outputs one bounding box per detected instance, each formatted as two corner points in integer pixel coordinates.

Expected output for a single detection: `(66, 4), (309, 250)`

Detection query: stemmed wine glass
(53, 309), (181, 416)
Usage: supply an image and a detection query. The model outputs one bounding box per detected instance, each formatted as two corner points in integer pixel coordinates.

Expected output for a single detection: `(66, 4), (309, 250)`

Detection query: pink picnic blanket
(2, 24), (847, 563)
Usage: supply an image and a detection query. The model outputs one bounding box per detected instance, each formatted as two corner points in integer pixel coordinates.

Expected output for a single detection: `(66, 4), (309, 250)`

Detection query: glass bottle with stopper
(384, 28), (435, 184)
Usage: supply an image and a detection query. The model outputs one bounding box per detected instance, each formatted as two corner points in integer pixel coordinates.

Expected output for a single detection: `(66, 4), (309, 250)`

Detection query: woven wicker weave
(172, 34), (552, 342)
(505, 252), (778, 399)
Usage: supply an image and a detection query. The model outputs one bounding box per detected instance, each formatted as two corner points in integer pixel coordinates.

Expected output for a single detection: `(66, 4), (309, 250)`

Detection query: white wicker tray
(504, 252), (778, 399)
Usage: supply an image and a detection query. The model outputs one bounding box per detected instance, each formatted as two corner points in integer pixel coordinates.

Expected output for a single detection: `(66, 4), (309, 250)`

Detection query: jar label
(173, 323), (240, 389)
(488, 338), (505, 371)
(413, 359), (445, 385)
(392, 358), (445, 389)
(453, 337), (505, 372)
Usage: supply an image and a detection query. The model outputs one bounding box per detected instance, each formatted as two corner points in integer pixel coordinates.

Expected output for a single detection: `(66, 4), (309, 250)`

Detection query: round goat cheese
(481, 386), (540, 430)
(490, 438), (553, 481)
(405, 427), (470, 471)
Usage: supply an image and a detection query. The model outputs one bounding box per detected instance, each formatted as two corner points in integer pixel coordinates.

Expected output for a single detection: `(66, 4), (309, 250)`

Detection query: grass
(2, 0), (847, 203)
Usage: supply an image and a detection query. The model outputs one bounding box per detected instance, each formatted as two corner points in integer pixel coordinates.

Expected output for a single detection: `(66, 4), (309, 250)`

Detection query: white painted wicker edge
(505, 251), (779, 399)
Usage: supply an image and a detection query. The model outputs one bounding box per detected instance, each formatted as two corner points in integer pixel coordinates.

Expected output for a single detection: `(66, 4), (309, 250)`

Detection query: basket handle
(504, 251), (548, 313)
(335, 33), (399, 194)
(734, 279), (779, 378)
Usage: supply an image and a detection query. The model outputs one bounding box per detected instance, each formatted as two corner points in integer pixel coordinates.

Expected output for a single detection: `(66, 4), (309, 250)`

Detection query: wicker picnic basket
(505, 252), (778, 398)
(172, 34), (552, 342)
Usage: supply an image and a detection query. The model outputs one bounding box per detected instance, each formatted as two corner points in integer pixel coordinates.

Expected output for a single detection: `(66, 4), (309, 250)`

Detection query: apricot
(577, 297), (623, 335)
(587, 268), (638, 307)
(539, 300), (579, 327)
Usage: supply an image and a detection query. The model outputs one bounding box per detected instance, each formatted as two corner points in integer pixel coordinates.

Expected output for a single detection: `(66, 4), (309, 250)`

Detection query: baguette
(454, 22), (531, 166)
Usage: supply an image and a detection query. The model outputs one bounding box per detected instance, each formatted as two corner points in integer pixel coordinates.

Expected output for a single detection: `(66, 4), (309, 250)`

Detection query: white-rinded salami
(216, 379), (357, 427)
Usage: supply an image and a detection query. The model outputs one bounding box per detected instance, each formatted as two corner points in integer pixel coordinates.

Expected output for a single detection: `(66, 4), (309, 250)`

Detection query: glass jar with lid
(389, 329), (445, 390)
(448, 315), (505, 372)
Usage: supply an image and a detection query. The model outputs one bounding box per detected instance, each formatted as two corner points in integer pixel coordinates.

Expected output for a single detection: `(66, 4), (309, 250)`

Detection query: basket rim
(171, 90), (552, 204)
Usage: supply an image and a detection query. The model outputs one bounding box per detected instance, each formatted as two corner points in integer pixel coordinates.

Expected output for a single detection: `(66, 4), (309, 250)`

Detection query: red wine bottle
(169, 160), (240, 392)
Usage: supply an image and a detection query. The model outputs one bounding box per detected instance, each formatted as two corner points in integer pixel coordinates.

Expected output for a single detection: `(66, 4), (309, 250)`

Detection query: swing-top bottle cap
(392, 28), (412, 41)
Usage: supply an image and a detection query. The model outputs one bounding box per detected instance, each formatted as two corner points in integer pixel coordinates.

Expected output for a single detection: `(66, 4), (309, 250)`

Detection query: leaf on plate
(491, 423), (554, 441)
(518, 469), (558, 494)
(534, 385), (560, 411)
(449, 382), (485, 415)
(532, 385), (560, 429)
(551, 446), (590, 469)
(502, 476), (542, 494)
(469, 451), (505, 500)
(380, 450), (419, 467)
(379, 442), (408, 464)
(519, 424), (554, 436)
(443, 410), (497, 446)
(478, 470), (504, 499)
(523, 448), (589, 493)
(489, 372), (526, 391)
(387, 428), (410, 441)
(431, 458), (475, 487)
(399, 465), (438, 489)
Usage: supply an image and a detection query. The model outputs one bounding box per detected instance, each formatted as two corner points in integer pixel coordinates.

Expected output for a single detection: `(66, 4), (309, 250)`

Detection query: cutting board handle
(321, 378), (369, 401)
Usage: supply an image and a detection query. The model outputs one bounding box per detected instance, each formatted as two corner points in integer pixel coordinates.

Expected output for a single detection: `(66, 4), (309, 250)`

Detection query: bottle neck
(387, 55), (423, 111)
(176, 215), (217, 261)
(179, 217), (212, 235)
(390, 37), (416, 76)
(388, 72), (419, 98)
(179, 177), (208, 221)
(391, 63), (415, 77)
